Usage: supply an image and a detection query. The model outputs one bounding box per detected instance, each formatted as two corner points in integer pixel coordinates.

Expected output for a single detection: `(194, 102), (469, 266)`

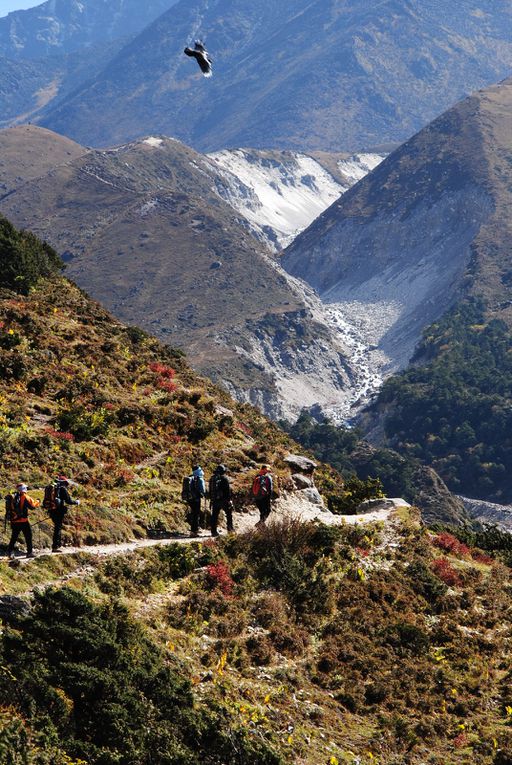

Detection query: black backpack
(181, 475), (203, 501)
(209, 474), (229, 502)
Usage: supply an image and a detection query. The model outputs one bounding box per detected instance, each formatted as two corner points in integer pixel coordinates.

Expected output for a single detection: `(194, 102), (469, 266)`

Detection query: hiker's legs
(21, 523), (33, 555)
(210, 502), (220, 536)
(7, 524), (22, 554)
(189, 500), (201, 535)
(8, 523), (32, 555)
(226, 501), (234, 532)
(51, 510), (65, 550)
(256, 497), (271, 524)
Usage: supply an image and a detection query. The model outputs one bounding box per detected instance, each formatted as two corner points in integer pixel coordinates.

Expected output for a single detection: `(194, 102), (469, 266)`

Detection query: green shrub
(0, 216), (62, 294)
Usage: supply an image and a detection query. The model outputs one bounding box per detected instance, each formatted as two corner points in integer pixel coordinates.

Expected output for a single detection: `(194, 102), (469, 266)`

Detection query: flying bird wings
(184, 40), (213, 78)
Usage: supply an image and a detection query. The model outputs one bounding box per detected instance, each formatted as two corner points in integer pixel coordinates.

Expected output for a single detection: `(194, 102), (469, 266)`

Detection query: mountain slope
(283, 76), (512, 376)
(0, 126), (358, 421)
(208, 148), (384, 249)
(39, 0), (512, 151)
(0, 0), (178, 58)
(283, 76), (512, 501)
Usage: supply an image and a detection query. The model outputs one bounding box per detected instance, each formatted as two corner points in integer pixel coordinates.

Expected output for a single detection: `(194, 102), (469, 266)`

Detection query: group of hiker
(3, 476), (80, 559)
(182, 463), (276, 537)
(2, 464), (276, 558)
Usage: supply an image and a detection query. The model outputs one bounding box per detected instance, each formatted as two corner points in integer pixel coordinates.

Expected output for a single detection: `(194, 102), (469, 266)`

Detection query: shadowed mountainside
(39, 0), (512, 152)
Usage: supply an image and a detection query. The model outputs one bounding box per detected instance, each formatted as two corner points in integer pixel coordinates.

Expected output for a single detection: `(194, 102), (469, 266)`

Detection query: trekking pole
(31, 516), (52, 528)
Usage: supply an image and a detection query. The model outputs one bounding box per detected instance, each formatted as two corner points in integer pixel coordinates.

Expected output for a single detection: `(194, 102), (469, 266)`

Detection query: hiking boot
(26, 552), (36, 559)
(7, 551), (15, 560)
(52, 547), (63, 553)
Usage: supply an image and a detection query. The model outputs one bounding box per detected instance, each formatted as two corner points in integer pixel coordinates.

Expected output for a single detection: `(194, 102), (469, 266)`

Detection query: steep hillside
(1, 505), (511, 763)
(283, 76), (512, 382)
(283, 76), (512, 501)
(39, 0), (512, 151)
(0, 0), (177, 58)
(0, 125), (367, 422)
(0, 213), (363, 547)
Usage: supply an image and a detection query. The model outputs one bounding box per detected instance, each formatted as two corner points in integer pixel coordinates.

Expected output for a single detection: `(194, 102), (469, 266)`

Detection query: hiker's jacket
(8, 493), (40, 524)
(190, 468), (206, 499)
(55, 485), (79, 511)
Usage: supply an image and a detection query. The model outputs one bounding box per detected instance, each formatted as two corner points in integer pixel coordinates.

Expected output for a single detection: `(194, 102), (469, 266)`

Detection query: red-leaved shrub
(206, 562), (234, 597)
(431, 557), (461, 587)
(149, 362), (175, 378)
(432, 532), (470, 558)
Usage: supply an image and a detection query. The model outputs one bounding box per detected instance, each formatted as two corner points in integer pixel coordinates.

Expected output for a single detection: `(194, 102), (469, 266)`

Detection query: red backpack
(252, 474), (271, 498)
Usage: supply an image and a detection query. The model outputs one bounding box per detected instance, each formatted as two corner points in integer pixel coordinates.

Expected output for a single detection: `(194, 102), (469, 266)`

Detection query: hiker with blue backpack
(182, 465), (206, 537)
(252, 464), (275, 526)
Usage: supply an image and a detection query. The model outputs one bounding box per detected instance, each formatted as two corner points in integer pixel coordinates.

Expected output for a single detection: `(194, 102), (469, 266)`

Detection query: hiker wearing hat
(5, 483), (39, 559)
(43, 475), (80, 553)
(181, 465), (206, 537)
(208, 464), (234, 537)
(252, 465), (274, 526)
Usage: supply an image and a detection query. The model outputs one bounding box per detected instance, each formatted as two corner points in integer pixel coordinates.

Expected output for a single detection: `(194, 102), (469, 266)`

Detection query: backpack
(43, 484), (63, 512)
(252, 474), (271, 498)
(209, 474), (228, 502)
(5, 492), (26, 522)
(181, 475), (203, 502)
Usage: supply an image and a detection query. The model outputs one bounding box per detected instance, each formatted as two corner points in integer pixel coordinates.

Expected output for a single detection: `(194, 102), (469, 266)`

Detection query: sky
(0, 0), (39, 16)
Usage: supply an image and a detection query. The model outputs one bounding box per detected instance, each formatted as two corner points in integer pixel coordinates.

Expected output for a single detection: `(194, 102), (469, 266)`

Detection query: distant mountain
(283, 76), (512, 502)
(0, 125), (361, 422)
(0, 38), (126, 128)
(39, 0), (512, 152)
(0, 0), (178, 58)
(207, 148), (384, 250)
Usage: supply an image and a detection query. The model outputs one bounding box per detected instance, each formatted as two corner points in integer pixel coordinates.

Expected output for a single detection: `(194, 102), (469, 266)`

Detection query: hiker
(5, 483), (39, 559)
(182, 465), (206, 537)
(43, 475), (80, 553)
(252, 464), (274, 526)
(208, 464), (234, 537)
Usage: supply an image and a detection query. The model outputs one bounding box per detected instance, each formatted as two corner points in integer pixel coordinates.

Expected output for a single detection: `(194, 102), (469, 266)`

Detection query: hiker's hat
(260, 464), (271, 472)
(216, 464), (226, 473)
(16, 483), (28, 492)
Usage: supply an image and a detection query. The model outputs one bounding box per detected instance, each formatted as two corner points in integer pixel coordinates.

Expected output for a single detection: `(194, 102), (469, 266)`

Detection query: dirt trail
(3, 497), (409, 564)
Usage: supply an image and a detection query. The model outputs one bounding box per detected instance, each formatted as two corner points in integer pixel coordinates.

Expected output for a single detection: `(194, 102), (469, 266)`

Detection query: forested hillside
(367, 300), (512, 503)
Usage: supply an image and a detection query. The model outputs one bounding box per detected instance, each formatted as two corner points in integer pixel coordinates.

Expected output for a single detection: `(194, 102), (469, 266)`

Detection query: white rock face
(283, 186), (494, 409)
(207, 149), (383, 250)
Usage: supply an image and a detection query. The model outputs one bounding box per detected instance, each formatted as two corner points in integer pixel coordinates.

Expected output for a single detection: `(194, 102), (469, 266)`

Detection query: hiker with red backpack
(181, 465), (206, 537)
(4, 483), (39, 559)
(252, 464), (275, 526)
(208, 464), (234, 537)
(43, 475), (80, 553)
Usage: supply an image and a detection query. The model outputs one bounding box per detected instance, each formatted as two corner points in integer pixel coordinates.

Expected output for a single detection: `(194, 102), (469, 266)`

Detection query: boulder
(298, 487), (324, 506)
(284, 454), (317, 474)
(0, 595), (30, 623)
(292, 473), (314, 489)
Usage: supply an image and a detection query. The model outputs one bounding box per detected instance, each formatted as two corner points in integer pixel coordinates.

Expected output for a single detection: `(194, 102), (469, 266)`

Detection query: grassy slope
(0, 273), (342, 548)
(2, 511), (511, 764)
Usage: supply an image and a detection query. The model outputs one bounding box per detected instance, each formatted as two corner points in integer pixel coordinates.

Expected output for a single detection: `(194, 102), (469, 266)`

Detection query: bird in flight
(184, 40), (212, 78)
